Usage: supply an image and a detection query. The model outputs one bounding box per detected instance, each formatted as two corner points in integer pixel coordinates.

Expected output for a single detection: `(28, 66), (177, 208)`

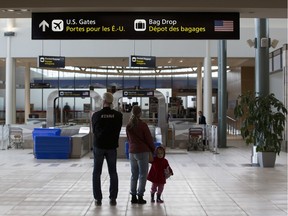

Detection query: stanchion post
(213, 126), (219, 154)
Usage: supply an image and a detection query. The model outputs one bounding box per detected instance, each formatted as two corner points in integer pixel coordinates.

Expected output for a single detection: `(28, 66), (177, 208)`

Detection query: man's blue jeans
(93, 147), (118, 201)
(129, 152), (149, 196)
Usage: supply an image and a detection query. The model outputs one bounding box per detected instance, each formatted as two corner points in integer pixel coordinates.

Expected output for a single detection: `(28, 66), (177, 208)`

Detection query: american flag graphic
(214, 20), (234, 32)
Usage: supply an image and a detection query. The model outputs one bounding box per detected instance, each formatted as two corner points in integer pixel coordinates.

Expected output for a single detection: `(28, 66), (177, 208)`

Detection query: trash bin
(32, 128), (61, 139)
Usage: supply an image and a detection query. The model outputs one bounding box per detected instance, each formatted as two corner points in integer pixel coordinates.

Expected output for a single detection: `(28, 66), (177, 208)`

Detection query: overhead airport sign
(32, 12), (239, 40)
(38, 55), (65, 68)
(58, 90), (90, 97)
(123, 90), (154, 97)
(130, 55), (156, 68)
(30, 83), (51, 88)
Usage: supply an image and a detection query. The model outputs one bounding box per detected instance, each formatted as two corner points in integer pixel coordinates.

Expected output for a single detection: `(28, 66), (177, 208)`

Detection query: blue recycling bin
(32, 128), (61, 140)
(34, 136), (71, 159)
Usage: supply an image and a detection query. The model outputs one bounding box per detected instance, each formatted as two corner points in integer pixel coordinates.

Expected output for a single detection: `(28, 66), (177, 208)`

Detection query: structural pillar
(5, 19), (16, 124)
(251, 18), (270, 164)
(255, 18), (270, 95)
(196, 62), (203, 118)
(203, 40), (212, 125)
(25, 63), (31, 123)
(217, 40), (227, 148)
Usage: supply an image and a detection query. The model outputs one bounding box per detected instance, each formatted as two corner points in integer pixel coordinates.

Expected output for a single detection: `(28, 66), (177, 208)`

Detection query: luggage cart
(187, 127), (205, 151)
(8, 126), (24, 149)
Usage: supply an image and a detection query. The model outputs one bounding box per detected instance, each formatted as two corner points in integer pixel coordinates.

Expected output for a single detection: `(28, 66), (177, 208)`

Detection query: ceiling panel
(0, 0), (286, 18)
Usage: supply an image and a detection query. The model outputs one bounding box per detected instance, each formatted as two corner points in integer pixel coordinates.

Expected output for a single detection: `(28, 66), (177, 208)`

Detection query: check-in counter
(117, 127), (127, 158)
(71, 133), (90, 158)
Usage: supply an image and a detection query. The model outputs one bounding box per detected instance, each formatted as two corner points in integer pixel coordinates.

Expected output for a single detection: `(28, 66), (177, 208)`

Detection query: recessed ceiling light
(2, 9), (30, 13)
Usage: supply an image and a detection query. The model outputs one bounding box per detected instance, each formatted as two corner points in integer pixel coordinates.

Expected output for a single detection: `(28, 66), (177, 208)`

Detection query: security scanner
(111, 90), (166, 158)
(122, 125), (163, 159)
(113, 89), (167, 147)
(46, 90), (102, 127)
(28, 90), (104, 159)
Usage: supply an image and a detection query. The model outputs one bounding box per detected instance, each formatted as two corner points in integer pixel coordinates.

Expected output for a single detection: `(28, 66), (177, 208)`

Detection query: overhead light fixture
(247, 38), (279, 49)
(2, 9), (30, 13)
(4, 31), (15, 37)
(271, 39), (279, 48)
(247, 39), (255, 48)
(260, 38), (270, 47)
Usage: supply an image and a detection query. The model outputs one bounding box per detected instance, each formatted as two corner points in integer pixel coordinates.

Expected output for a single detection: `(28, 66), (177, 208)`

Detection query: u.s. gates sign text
(32, 12), (239, 40)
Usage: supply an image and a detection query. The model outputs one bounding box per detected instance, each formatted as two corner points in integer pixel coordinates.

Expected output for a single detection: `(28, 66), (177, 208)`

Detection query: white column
(5, 19), (16, 124)
(203, 40), (212, 125)
(25, 63), (31, 123)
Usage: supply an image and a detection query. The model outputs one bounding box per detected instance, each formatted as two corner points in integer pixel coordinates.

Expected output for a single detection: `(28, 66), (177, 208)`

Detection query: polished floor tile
(0, 138), (287, 216)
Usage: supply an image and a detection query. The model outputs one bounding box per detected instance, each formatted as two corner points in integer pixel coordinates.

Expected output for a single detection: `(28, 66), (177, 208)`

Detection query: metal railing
(168, 120), (218, 154)
(226, 116), (240, 135)
(206, 124), (218, 154)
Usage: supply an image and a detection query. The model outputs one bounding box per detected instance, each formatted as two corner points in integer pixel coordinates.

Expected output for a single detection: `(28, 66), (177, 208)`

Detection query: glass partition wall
(0, 61), (222, 124)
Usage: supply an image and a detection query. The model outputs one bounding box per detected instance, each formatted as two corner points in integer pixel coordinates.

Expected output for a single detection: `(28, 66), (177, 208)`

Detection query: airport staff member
(198, 111), (206, 125)
(198, 110), (207, 147)
(91, 92), (123, 206)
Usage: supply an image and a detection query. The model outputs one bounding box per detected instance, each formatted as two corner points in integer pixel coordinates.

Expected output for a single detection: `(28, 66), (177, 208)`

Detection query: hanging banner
(32, 12), (239, 40)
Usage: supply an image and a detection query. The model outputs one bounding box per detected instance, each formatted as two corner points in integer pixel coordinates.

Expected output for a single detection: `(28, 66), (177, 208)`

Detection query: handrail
(226, 115), (236, 122)
(226, 115), (238, 135)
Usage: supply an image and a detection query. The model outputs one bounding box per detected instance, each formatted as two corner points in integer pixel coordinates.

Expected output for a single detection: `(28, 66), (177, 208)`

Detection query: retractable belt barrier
(205, 124), (218, 154)
(0, 125), (11, 150)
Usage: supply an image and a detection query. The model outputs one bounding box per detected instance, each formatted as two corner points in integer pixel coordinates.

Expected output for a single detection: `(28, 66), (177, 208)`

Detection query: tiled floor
(0, 138), (287, 216)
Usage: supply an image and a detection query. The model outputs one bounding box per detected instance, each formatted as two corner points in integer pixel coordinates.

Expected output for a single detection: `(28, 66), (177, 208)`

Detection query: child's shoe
(151, 193), (155, 203)
(156, 194), (164, 203)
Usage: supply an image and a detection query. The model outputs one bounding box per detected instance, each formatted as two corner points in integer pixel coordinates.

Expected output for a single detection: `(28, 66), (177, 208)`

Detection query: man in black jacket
(198, 111), (206, 125)
(198, 111), (207, 147)
(91, 92), (123, 206)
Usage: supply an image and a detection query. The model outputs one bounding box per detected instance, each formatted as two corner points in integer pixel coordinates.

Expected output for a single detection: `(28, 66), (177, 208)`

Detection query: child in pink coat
(147, 146), (173, 203)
